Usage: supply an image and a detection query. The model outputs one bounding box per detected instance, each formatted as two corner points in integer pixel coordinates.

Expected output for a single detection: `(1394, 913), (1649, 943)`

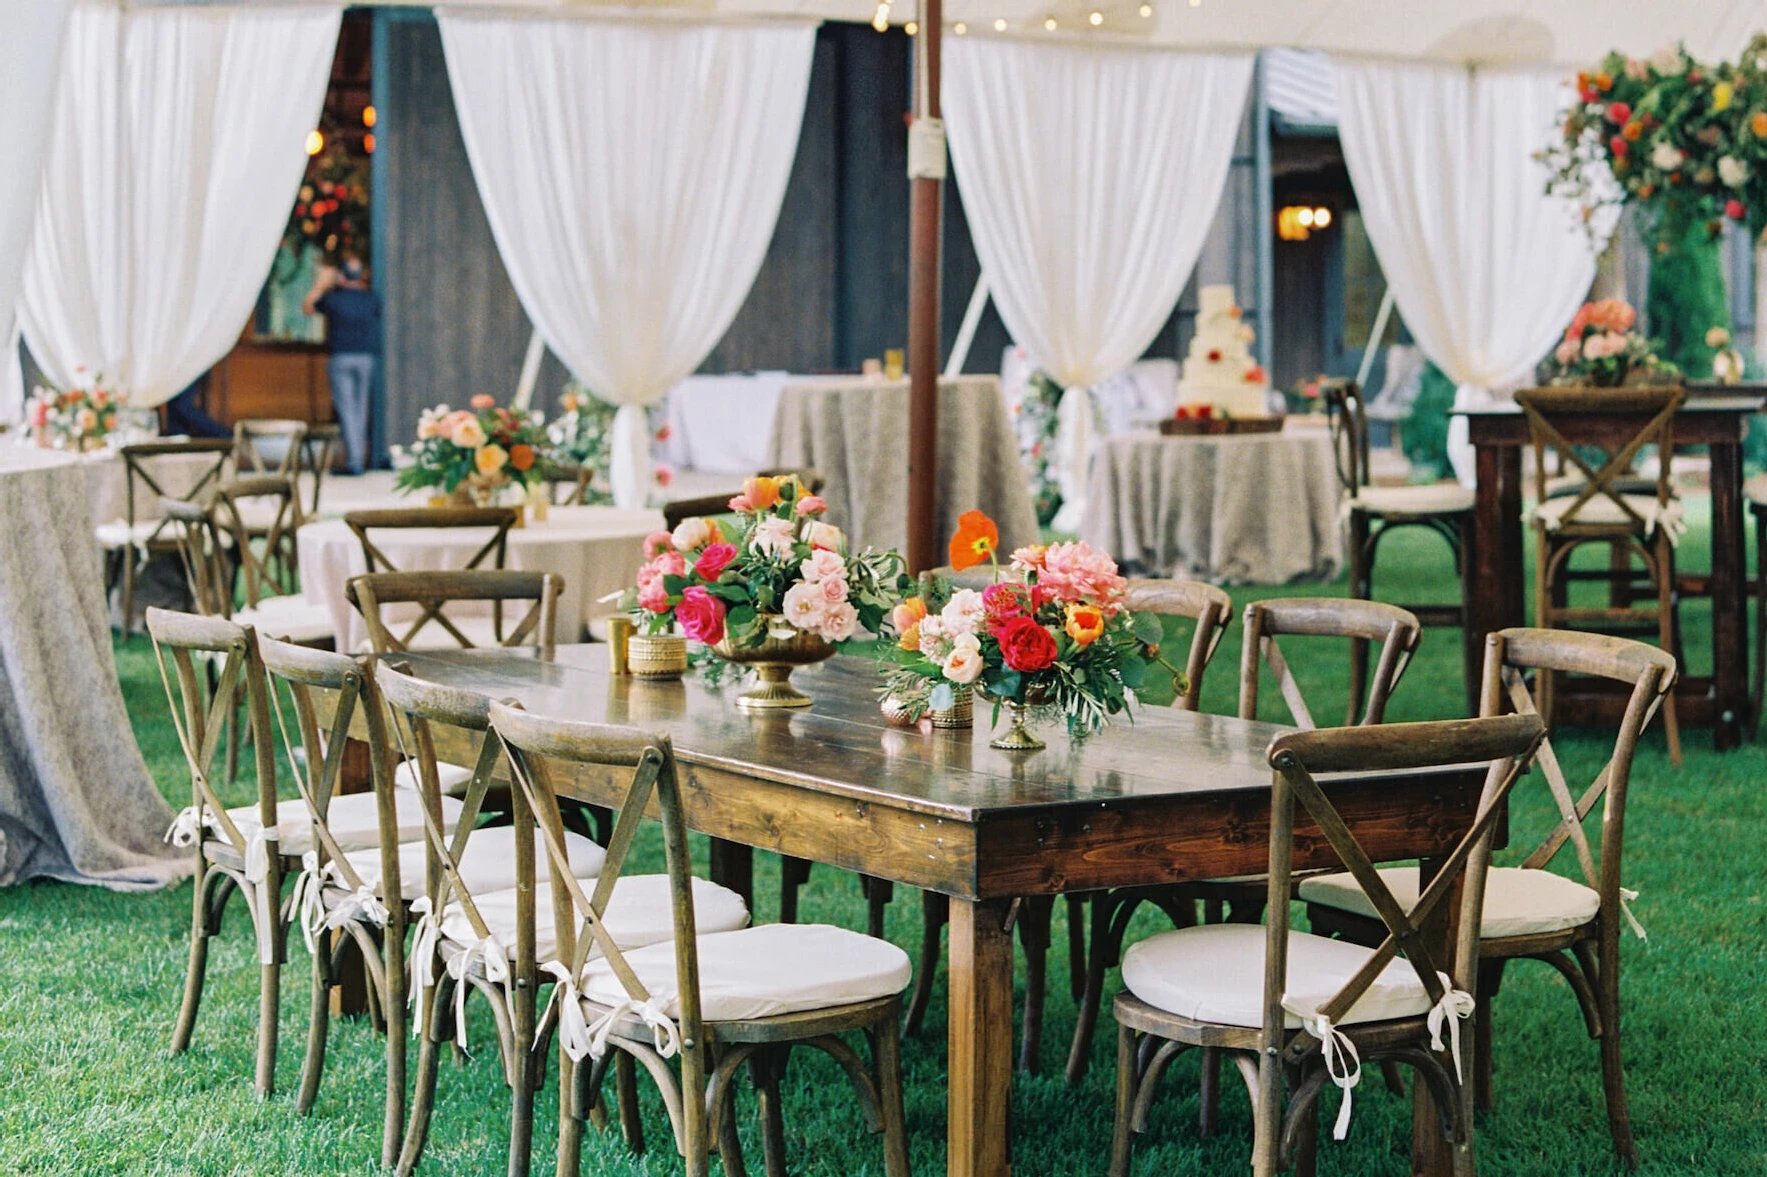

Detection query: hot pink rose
(795, 495), (828, 516)
(694, 542), (738, 581)
(642, 530), (674, 559)
(675, 586), (726, 644)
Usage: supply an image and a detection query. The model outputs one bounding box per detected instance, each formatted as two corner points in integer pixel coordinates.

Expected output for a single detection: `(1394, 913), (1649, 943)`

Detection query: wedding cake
(1175, 285), (1271, 418)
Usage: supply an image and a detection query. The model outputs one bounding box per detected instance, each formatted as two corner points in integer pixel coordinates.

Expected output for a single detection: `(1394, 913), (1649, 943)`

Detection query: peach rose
(804, 521), (844, 551)
(475, 444), (508, 474)
(451, 417), (486, 448)
(942, 633), (983, 684)
(795, 495), (828, 516)
(471, 394), (495, 409)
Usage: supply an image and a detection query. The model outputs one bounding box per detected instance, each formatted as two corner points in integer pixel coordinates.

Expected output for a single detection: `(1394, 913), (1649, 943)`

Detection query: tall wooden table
(370, 645), (1490, 1176)
(1460, 392), (1764, 748)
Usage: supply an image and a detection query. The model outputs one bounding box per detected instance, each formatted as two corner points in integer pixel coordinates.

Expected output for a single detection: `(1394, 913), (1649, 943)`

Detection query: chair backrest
(144, 607), (278, 861)
(212, 475), (303, 606)
(1123, 578), (1234, 711)
(299, 424), (340, 515)
(342, 507), (517, 576)
(258, 636), (408, 956)
(1321, 378), (1369, 495)
(347, 569), (561, 656)
(489, 699), (706, 1069)
(161, 496), (230, 618)
(120, 438), (235, 535)
(1514, 386), (1683, 530)
(1239, 598), (1421, 727)
(1479, 628), (1675, 926)
(234, 418), (307, 479)
(1261, 714), (1545, 1055)
(548, 462), (595, 506)
(660, 467), (826, 531)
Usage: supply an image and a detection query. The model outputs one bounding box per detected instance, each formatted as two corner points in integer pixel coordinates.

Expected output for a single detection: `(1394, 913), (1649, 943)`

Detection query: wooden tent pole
(905, 0), (943, 573)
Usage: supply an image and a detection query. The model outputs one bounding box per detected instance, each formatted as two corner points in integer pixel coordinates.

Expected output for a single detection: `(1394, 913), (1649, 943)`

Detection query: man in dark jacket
(303, 254), (381, 474)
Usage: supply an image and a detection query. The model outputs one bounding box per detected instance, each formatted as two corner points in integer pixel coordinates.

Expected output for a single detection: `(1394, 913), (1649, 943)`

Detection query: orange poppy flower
(948, 510), (999, 571)
(509, 443), (535, 472)
(1064, 604), (1105, 647)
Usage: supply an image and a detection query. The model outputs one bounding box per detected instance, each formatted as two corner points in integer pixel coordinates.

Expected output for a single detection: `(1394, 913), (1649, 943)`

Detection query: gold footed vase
(989, 684), (1052, 751)
(714, 621), (835, 710)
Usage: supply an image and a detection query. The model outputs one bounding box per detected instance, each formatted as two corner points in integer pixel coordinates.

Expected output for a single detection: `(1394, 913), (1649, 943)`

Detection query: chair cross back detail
(343, 507), (517, 576)
(1266, 715), (1544, 1063)
(1240, 598), (1420, 728)
(120, 439), (235, 537)
(215, 476), (303, 606)
(1515, 387), (1683, 532)
(162, 497), (230, 618)
(147, 612), (263, 857)
(1123, 579), (1233, 711)
(234, 418), (307, 479)
(1322, 379), (1370, 495)
(348, 569), (560, 655)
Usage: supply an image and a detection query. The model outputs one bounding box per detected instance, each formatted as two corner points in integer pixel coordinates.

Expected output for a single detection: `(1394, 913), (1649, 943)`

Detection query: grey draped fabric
(767, 376), (1040, 558)
(1081, 430), (1344, 585)
(0, 448), (187, 889)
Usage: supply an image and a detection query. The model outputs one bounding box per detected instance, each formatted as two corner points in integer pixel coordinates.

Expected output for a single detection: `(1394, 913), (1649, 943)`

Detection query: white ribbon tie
(1426, 973), (1477, 1084)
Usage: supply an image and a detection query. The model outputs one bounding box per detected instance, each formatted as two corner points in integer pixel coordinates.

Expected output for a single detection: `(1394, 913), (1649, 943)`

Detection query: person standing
(303, 254), (381, 474)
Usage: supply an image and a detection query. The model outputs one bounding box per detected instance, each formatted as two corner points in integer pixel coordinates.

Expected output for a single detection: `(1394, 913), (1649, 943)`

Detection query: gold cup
(884, 348), (905, 380)
(607, 616), (633, 676)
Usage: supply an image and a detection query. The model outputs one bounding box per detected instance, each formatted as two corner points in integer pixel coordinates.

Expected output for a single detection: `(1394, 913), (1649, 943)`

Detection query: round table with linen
(297, 504), (665, 650)
(0, 447), (187, 889)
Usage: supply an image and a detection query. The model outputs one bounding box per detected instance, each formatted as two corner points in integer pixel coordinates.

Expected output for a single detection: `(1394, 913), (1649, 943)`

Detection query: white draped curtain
(0, 1), (71, 423)
(19, 2), (341, 409)
(438, 15), (816, 508)
(1334, 58), (1607, 483)
(943, 39), (1254, 529)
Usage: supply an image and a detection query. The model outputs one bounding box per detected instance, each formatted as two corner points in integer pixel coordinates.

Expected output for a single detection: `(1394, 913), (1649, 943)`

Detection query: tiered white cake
(1175, 285), (1271, 418)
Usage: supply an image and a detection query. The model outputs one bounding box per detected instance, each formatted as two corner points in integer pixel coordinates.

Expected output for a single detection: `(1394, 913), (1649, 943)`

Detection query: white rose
(1650, 46), (1684, 76)
(1650, 141), (1685, 172)
(750, 516), (796, 557)
(671, 517), (715, 552)
(804, 520), (845, 551)
(1720, 156), (1750, 188)
(940, 588), (987, 635)
(943, 639), (984, 685)
(782, 581), (828, 629)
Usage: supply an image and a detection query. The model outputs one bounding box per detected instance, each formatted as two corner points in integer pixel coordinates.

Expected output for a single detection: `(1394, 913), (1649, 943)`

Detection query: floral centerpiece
(26, 377), (121, 452)
(544, 384), (618, 505)
(1538, 299), (1682, 387)
(627, 473), (904, 709)
(393, 394), (556, 505)
(878, 511), (1167, 750)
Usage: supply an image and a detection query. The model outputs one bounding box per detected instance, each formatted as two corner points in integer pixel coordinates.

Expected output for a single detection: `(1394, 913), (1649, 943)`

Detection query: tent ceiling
(128, 0), (1764, 68)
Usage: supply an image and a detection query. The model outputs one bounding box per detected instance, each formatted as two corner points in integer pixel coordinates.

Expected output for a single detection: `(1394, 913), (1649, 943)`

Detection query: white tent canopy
(124, 0), (1762, 68)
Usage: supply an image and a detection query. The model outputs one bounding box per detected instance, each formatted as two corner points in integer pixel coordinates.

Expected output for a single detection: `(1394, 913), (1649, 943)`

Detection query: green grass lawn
(2, 520), (1764, 1175)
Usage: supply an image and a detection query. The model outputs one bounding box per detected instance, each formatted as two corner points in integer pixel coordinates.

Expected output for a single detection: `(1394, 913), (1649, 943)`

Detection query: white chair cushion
(392, 759), (476, 794)
(1120, 923), (1432, 1029)
(1298, 866), (1601, 939)
(439, 873), (750, 961)
(95, 518), (179, 548)
(212, 791), (464, 856)
(234, 595), (336, 644)
(578, 923), (912, 1022)
(336, 825), (607, 901)
(1531, 493), (1682, 537)
(1350, 483), (1474, 516)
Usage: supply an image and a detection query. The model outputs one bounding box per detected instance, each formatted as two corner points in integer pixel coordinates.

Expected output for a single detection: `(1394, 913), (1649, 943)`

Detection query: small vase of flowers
(879, 511), (1164, 751)
(393, 394), (556, 508)
(26, 377), (121, 452)
(627, 473), (904, 709)
(1539, 299), (1681, 388)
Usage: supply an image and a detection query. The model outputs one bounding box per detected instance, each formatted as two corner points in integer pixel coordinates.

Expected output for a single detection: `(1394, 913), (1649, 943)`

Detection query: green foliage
(1401, 361), (1458, 483)
(1646, 220), (1732, 378)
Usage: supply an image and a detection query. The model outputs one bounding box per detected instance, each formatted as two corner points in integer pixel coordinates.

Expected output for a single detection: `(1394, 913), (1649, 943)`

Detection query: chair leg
(779, 856), (813, 924)
(255, 953), (280, 1100)
(1654, 537), (1683, 767)
(863, 875), (894, 939)
(616, 1049), (645, 1154)
(397, 986), (445, 1177)
(1346, 511), (1373, 725)
(382, 948), (408, 1172)
(1474, 958), (1504, 1113)
(1018, 895), (1054, 1074)
(170, 865), (214, 1055)
(717, 1063), (749, 1177)
(557, 1054), (584, 1177)
(1109, 1023), (1139, 1177)
(874, 1013), (912, 1177)
(751, 1049), (789, 1177)
(1065, 894), (1087, 1002)
(1197, 1046), (1220, 1137)
(1595, 935), (1639, 1168)
(1752, 507), (1766, 740)
(296, 943), (331, 1114)
(1065, 892), (1117, 1084)
(904, 891), (947, 1036)
(508, 994), (537, 1177)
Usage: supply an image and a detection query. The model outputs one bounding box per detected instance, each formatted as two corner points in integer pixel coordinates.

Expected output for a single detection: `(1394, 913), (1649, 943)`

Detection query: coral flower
(1065, 604), (1106, 647)
(1753, 111), (1767, 138)
(948, 510), (999, 571)
(471, 394), (495, 409)
(508, 443), (535, 472)
(892, 597), (928, 652)
(742, 475), (782, 511)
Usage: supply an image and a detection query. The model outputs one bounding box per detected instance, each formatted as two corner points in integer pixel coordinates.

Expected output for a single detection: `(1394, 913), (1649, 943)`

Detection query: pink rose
(800, 549), (846, 583)
(804, 520), (845, 551)
(782, 581), (828, 629)
(637, 578), (669, 614)
(1554, 338), (1581, 366)
(642, 530), (674, 559)
(983, 582), (1031, 622)
(727, 494), (753, 513)
(943, 633), (984, 684)
(817, 575), (849, 605)
(819, 601), (860, 642)
(752, 517), (796, 558)
(675, 586), (726, 645)
(694, 542), (738, 581)
(795, 495), (828, 516)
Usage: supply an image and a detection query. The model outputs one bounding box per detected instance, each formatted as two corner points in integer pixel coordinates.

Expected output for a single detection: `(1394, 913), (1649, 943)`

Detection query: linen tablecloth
(661, 372), (793, 474)
(81, 447), (222, 525)
(297, 504), (664, 650)
(1080, 422), (1344, 584)
(0, 448), (186, 890)
(766, 375), (1040, 556)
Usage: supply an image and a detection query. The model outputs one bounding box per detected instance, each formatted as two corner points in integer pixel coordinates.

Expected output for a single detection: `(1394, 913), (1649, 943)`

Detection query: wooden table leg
(1410, 857), (1469, 1177)
(949, 897), (1014, 1177)
(1468, 441), (1525, 714)
(1709, 438), (1747, 750)
(707, 839), (754, 912)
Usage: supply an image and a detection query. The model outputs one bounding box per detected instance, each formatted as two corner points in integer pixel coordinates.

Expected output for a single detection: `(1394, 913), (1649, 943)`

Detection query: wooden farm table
(340, 644), (1492, 1176)
(1459, 391), (1764, 748)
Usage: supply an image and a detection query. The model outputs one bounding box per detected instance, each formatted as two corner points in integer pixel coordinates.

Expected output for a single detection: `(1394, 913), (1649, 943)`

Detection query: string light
(953, 21), (968, 33)
(1088, 10), (1103, 24)
(872, 1), (890, 31)
(905, 20), (918, 33)
(1189, 0), (1200, 6)
(305, 129), (324, 156)
(1044, 16), (1057, 29)
(1139, 3), (1153, 15)
(363, 133), (375, 154)
(994, 17), (1007, 29)
(361, 105), (376, 128)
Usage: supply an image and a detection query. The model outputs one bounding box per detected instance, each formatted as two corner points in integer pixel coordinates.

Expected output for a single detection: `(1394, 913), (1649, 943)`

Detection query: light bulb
(363, 133), (375, 154)
(954, 21), (968, 33)
(1045, 16), (1057, 29)
(305, 129), (324, 156)
(994, 17), (1007, 29)
(872, 2), (891, 31)
(1296, 207), (1315, 228)
(1139, 2), (1153, 14)
(1088, 10), (1103, 24)
(1313, 207), (1332, 228)
(361, 105), (377, 128)
(905, 20), (918, 33)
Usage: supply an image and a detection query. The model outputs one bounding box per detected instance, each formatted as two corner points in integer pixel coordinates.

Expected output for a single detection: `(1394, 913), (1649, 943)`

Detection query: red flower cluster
(993, 615), (1058, 673)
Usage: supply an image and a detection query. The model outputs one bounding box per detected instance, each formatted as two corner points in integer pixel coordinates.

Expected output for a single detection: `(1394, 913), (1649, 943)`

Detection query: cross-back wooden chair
(102, 438), (234, 634)
(344, 506), (517, 575)
(1515, 386), (1684, 766)
(1241, 597), (1422, 730)
(213, 474), (305, 602)
(347, 569), (562, 657)
(299, 423), (341, 515)
(146, 607), (290, 1098)
(490, 699), (912, 1177)
(1324, 379), (1477, 716)
(234, 417), (307, 478)
(548, 461), (596, 506)
(376, 663), (743, 1177)
(661, 468), (827, 530)
(1110, 713), (1545, 1177)
(1304, 628), (1674, 1167)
